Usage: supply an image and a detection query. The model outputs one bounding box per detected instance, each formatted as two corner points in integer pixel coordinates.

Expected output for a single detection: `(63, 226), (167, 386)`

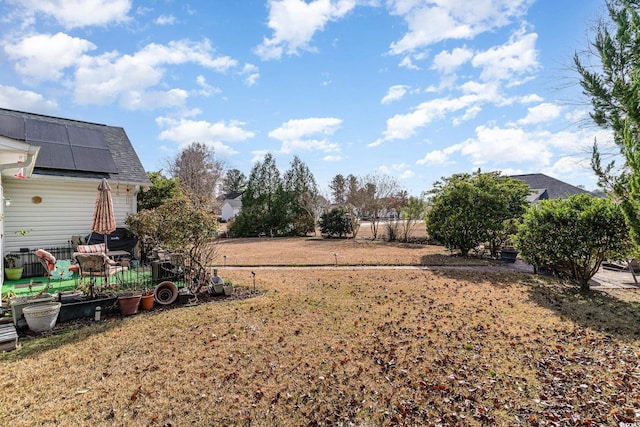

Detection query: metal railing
(6, 247), (74, 278)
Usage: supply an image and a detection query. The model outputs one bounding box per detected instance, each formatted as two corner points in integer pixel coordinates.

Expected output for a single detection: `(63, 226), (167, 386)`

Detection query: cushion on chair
(77, 243), (106, 254)
(35, 249), (56, 272)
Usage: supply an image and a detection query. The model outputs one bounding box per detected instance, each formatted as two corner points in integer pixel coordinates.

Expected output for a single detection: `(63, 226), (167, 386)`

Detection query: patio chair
(35, 249), (56, 276)
(74, 252), (127, 286)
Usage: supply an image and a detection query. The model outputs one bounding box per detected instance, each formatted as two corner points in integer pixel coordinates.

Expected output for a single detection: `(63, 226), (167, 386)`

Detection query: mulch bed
(14, 286), (265, 338)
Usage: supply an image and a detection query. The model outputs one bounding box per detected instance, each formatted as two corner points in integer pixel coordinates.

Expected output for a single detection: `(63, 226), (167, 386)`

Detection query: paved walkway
(499, 259), (640, 290)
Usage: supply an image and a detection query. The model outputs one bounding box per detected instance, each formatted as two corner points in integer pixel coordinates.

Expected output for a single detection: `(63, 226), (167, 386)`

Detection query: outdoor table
(107, 250), (130, 260)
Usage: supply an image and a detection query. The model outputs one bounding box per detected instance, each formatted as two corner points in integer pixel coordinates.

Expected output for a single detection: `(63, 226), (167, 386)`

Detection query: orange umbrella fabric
(90, 178), (116, 250)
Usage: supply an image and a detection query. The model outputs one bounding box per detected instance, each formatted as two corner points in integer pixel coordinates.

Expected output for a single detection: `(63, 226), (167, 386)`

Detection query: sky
(0, 0), (617, 197)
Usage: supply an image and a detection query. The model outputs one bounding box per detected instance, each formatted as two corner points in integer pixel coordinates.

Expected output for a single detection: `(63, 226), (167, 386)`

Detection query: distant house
(0, 107), (151, 255)
(220, 192), (242, 222)
(509, 173), (595, 203)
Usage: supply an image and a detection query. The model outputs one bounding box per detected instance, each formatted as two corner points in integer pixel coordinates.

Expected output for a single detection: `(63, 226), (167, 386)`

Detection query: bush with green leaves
(319, 206), (359, 238)
(425, 170), (530, 256)
(514, 194), (630, 291)
(126, 189), (219, 296)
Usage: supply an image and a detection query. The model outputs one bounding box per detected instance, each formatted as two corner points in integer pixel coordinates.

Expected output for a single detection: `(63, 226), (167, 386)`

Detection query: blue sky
(0, 0), (615, 196)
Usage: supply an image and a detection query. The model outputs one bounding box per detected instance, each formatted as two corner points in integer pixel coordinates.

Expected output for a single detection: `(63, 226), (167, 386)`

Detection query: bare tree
(361, 173), (401, 240)
(169, 142), (224, 202)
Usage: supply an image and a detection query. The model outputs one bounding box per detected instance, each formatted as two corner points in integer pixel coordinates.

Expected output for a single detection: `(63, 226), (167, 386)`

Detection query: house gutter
(0, 149), (38, 176)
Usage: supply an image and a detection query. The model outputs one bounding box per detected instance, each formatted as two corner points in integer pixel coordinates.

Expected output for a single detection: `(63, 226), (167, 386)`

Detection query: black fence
(7, 246), (74, 278)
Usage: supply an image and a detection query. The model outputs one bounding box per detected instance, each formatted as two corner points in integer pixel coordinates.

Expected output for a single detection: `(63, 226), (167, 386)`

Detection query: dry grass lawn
(1, 238), (639, 426)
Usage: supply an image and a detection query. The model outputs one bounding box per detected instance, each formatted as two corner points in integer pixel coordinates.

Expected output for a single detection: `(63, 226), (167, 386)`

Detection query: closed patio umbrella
(90, 178), (116, 252)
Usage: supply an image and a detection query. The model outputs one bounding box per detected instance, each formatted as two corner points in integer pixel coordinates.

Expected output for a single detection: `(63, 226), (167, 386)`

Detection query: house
(0, 108), (151, 284)
(220, 192), (242, 222)
(509, 173), (594, 203)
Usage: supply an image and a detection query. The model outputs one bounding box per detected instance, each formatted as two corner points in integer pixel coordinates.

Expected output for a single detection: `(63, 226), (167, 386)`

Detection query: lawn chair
(35, 249), (56, 288)
(74, 252), (127, 287)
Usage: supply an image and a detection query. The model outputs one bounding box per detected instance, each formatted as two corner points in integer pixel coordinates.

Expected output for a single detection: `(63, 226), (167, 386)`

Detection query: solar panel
(0, 114), (24, 140)
(0, 112), (120, 175)
(67, 126), (107, 149)
(72, 146), (118, 173)
(28, 140), (76, 169)
(26, 119), (68, 143)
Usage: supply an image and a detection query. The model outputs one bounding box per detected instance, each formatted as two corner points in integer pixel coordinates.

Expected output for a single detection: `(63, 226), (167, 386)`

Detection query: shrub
(319, 206), (358, 238)
(126, 189), (219, 295)
(426, 170), (529, 256)
(514, 194), (630, 291)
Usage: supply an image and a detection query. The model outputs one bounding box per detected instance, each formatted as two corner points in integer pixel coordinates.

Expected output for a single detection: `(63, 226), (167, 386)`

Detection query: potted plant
(500, 239), (519, 263)
(223, 279), (234, 296)
(56, 279), (118, 323)
(9, 280), (55, 327)
(208, 268), (224, 295)
(4, 229), (32, 281)
(117, 289), (142, 315)
(22, 302), (62, 332)
(139, 287), (155, 311)
(4, 253), (23, 280)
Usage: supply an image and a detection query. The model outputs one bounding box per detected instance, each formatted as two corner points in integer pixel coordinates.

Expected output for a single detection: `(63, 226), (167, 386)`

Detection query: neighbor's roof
(509, 173), (593, 200)
(0, 108), (150, 185)
(224, 191), (242, 200)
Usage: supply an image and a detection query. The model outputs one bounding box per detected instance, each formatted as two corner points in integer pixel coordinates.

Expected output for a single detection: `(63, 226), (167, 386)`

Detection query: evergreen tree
(329, 174), (347, 204)
(137, 171), (179, 211)
(230, 153), (283, 236)
(283, 156), (319, 236)
(575, 0), (640, 244)
(222, 168), (247, 194)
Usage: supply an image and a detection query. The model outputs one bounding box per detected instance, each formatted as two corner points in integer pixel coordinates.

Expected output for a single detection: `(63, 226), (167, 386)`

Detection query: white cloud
(323, 154), (343, 161)
(269, 117), (342, 153)
(399, 56), (420, 70)
(240, 64), (260, 86)
(255, 0), (356, 60)
(517, 102), (561, 125)
(519, 93), (543, 104)
(375, 90), (498, 144)
(74, 39), (237, 108)
(156, 116), (255, 157)
(0, 85), (58, 113)
(432, 47), (473, 74)
(4, 32), (96, 82)
(381, 85), (410, 104)
(251, 150), (271, 164)
(452, 105), (482, 126)
(14, 0), (132, 29)
(472, 30), (539, 83)
(195, 75), (222, 97)
(399, 170), (415, 180)
(460, 125), (552, 166)
(155, 14), (177, 25)
(416, 144), (462, 165)
(387, 0), (532, 55)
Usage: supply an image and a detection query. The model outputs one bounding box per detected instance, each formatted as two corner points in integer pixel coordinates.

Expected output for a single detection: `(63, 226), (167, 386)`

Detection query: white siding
(2, 176), (138, 252)
(221, 201), (237, 221)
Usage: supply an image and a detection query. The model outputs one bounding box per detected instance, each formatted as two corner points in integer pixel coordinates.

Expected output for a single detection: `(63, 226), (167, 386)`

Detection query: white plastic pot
(22, 302), (61, 332)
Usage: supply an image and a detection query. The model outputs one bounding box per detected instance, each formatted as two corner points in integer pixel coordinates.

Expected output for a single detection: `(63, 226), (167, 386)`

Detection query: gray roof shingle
(509, 173), (593, 200)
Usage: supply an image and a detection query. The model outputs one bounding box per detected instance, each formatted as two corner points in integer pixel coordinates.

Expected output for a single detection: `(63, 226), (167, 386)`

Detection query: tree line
(134, 0), (640, 293)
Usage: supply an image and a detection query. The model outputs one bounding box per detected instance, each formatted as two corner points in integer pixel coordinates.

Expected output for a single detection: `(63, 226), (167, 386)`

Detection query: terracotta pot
(118, 294), (141, 315)
(139, 294), (154, 310)
(154, 281), (178, 305)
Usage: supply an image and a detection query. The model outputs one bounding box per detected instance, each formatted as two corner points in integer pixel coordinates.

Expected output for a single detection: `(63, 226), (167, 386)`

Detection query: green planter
(5, 267), (23, 281)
